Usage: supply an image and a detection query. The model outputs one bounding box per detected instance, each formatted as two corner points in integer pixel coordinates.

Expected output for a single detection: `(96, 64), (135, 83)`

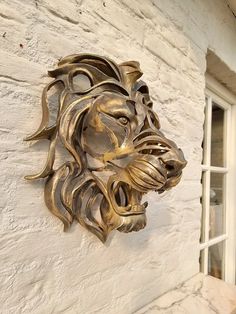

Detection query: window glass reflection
(211, 104), (225, 167)
(209, 173), (225, 239)
(202, 97), (207, 165)
(208, 242), (224, 279)
(200, 171), (206, 243)
(199, 249), (205, 273)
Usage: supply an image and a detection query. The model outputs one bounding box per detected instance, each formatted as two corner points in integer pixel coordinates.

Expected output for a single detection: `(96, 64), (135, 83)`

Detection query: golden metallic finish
(25, 53), (187, 242)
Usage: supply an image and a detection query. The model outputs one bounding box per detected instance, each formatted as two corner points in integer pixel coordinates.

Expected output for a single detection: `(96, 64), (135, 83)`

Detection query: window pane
(199, 249), (205, 273)
(202, 97), (208, 165)
(200, 171), (207, 243)
(209, 172), (225, 239)
(211, 103), (225, 167)
(208, 241), (224, 279)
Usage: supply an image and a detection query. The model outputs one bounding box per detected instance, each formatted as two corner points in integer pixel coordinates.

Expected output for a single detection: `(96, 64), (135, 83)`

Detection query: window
(200, 75), (236, 284)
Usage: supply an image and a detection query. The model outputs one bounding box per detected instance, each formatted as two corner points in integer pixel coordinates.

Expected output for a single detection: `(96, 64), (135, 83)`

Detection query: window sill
(135, 273), (236, 313)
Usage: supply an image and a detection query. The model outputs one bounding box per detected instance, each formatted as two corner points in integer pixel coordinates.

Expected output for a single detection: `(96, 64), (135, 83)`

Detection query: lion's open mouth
(107, 154), (168, 217)
(109, 181), (147, 216)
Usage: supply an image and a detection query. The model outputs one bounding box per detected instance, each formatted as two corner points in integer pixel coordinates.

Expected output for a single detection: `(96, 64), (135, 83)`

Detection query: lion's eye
(118, 116), (129, 125)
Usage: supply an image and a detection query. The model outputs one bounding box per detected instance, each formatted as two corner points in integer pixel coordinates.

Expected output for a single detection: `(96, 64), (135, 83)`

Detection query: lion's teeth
(143, 201), (148, 208)
(126, 204), (132, 211)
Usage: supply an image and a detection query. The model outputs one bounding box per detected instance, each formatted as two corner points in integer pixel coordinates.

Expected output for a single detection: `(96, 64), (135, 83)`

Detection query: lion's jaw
(97, 144), (186, 233)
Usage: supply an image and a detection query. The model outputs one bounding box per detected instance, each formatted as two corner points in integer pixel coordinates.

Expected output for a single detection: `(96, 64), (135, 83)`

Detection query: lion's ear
(134, 80), (153, 108)
(119, 61), (143, 91)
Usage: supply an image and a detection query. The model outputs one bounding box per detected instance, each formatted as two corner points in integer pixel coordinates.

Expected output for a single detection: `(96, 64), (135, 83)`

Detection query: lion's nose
(160, 148), (187, 177)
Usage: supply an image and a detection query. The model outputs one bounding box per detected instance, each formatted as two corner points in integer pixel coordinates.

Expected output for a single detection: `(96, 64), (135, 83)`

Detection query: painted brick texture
(0, 0), (235, 313)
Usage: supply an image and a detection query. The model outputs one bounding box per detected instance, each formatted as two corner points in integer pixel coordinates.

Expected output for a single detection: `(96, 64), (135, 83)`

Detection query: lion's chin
(116, 213), (147, 233)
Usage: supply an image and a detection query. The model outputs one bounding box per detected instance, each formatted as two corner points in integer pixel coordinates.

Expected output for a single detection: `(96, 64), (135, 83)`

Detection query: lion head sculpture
(25, 53), (187, 242)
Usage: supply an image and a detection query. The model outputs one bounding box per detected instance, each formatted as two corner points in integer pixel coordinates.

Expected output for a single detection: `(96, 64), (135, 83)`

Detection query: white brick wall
(0, 0), (235, 313)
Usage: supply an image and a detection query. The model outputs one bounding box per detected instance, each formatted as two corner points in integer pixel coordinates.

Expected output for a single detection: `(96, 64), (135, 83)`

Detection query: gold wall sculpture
(25, 54), (187, 242)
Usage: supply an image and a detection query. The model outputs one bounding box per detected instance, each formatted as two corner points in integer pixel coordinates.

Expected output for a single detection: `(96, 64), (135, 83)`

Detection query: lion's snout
(160, 147), (187, 178)
(132, 130), (187, 192)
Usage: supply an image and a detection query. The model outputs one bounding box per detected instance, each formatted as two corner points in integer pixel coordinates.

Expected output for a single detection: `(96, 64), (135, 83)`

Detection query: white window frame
(200, 74), (236, 284)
